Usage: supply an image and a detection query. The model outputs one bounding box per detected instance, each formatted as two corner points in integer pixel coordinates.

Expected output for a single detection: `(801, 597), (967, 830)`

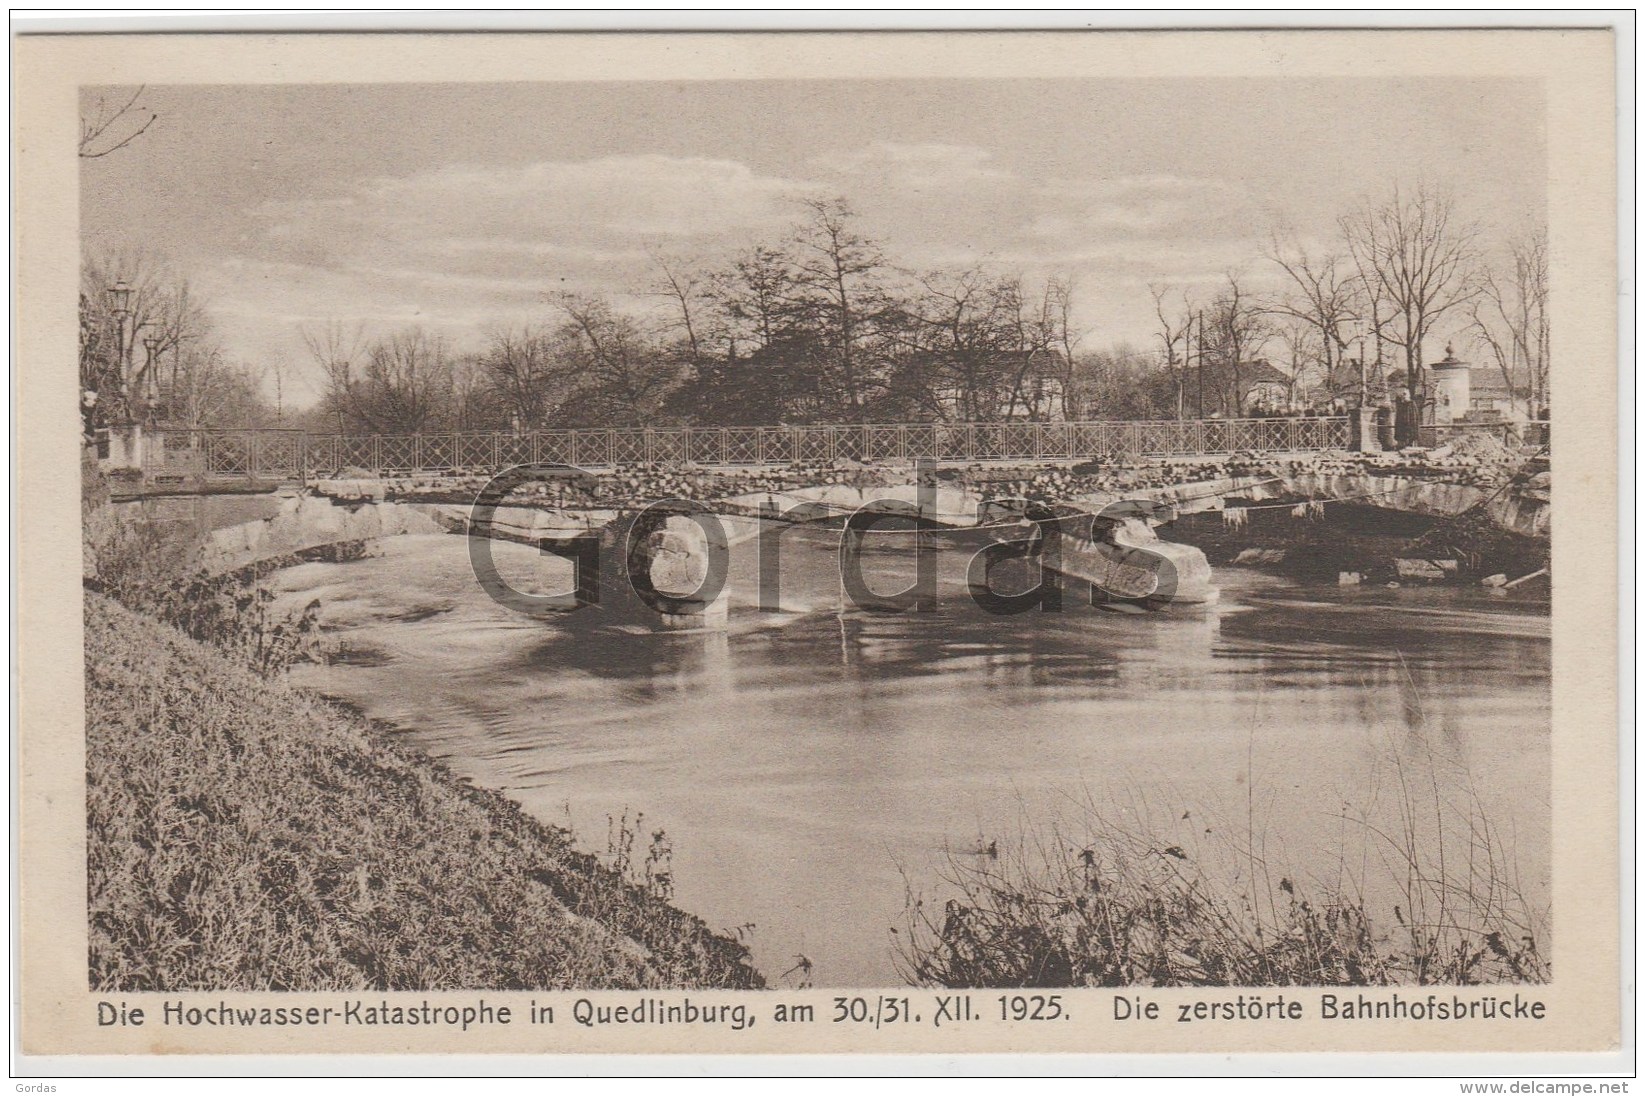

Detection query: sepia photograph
(15, 24), (1622, 1068)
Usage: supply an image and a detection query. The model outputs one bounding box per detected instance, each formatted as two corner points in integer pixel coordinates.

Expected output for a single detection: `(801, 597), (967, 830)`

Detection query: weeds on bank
(897, 757), (1548, 988)
(603, 810), (676, 905)
(85, 594), (763, 991)
(137, 574), (324, 676)
(85, 505), (325, 675)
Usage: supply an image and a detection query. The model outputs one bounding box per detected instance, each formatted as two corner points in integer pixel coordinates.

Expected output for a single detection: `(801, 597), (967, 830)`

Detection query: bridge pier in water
(618, 510), (733, 630)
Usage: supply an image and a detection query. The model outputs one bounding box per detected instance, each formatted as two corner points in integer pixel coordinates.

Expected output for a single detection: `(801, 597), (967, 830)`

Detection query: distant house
(1466, 368), (1529, 418)
(1320, 356), (1377, 402)
(1003, 349), (1068, 420)
(923, 349), (1068, 421)
(1238, 360), (1296, 413)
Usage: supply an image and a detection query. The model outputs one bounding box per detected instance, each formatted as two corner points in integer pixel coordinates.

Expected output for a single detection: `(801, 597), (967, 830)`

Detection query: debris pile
(1401, 502), (1550, 581)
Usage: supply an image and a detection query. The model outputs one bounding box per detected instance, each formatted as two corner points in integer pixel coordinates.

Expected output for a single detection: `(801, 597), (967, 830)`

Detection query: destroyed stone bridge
(123, 416), (1546, 513)
(114, 418), (1548, 623)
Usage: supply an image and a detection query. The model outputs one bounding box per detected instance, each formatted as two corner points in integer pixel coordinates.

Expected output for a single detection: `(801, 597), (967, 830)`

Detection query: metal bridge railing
(142, 427), (308, 482)
(145, 418), (1354, 482)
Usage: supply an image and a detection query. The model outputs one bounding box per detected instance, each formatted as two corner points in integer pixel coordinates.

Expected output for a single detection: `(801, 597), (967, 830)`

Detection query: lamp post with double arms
(106, 279), (144, 468)
(142, 334), (161, 422)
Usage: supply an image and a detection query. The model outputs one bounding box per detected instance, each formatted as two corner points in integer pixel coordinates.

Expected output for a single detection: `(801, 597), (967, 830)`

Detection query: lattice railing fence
(145, 417), (1358, 481)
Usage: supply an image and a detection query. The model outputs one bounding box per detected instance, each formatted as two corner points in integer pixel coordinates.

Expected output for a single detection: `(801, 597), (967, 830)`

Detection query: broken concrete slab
(1395, 558), (1459, 580)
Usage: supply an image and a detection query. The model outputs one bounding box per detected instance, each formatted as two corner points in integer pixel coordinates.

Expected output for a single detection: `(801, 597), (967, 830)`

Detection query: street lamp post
(1356, 325), (1368, 405)
(1348, 322), (1377, 453)
(110, 280), (132, 392)
(142, 335), (161, 421)
(106, 279), (142, 469)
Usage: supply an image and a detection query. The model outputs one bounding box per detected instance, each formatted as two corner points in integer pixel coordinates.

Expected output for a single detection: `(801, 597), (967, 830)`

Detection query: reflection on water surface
(280, 532), (1549, 985)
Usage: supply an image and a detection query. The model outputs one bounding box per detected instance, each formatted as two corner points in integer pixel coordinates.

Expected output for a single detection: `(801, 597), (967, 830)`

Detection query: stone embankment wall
(197, 494), (446, 574)
(192, 493), (636, 574)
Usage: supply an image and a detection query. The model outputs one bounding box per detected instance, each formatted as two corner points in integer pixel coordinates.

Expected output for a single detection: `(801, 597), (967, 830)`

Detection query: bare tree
(1046, 275), (1084, 420)
(300, 321), (368, 433)
(900, 266), (1015, 421)
(448, 353), (494, 432)
(79, 86), (157, 159)
(264, 357), (290, 424)
(479, 324), (558, 431)
(167, 349), (270, 430)
(1204, 272), (1271, 417)
(1340, 237), (1392, 403)
(709, 244), (799, 359)
(551, 293), (675, 426)
(1070, 342), (1177, 420)
(1341, 184), (1479, 403)
(1149, 285), (1194, 419)
(999, 275), (1068, 422)
(1468, 229), (1550, 415)
(647, 250), (710, 372)
(80, 249), (210, 425)
(695, 244), (817, 420)
(349, 328), (454, 435)
(1265, 228), (1362, 398)
(304, 321), (464, 435)
(78, 248), (276, 438)
(1272, 316), (1321, 407)
(791, 197), (889, 420)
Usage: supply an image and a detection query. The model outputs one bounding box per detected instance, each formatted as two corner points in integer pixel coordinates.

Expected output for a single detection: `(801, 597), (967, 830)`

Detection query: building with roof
(1466, 368), (1530, 418)
(1239, 360), (1301, 414)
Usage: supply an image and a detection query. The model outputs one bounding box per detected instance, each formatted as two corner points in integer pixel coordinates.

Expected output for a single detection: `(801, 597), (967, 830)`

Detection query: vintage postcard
(13, 26), (1624, 1071)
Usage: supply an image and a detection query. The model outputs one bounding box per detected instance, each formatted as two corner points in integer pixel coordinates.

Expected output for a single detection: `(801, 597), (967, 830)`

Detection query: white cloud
(1027, 175), (1246, 238)
(211, 154), (827, 387)
(360, 155), (813, 239)
(251, 154), (820, 281)
(241, 154), (822, 312)
(814, 141), (1014, 190)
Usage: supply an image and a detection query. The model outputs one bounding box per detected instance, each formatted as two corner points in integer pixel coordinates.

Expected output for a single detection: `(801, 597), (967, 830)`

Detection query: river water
(276, 528), (1550, 987)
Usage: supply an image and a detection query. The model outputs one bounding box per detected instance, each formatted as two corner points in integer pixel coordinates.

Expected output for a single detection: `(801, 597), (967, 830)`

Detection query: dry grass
(84, 502), (351, 676)
(896, 776), (1548, 989)
(85, 593), (763, 991)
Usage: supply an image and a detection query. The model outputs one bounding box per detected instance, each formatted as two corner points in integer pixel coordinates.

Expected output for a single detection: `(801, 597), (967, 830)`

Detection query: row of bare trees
(302, 186), (1551, 436)
(83, 186), (1549, 440)
(648, 198), (1078, 426)
(1148, 184), (1549, 420)
(1470, 231), (1551, 412)
(78, 98), (1547, 432)
(300, 198), (1082, 435)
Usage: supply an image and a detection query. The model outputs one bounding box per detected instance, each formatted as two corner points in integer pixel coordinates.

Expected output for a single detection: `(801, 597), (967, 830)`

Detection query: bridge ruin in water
(98, 416), (1548, 631)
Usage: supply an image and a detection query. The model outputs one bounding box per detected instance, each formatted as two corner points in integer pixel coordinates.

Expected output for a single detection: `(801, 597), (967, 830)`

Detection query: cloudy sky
(80, 78), (1545, 406)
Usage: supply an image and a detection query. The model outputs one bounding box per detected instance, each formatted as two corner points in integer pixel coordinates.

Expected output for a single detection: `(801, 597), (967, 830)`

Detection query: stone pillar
(1429, 345), (1471, 426)
(103, 421), (144, 471)
(1349, 406), (1379, 452)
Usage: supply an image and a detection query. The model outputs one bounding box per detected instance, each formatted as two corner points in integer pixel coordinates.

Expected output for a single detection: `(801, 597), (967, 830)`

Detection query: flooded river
(277, 529), (1550, 986)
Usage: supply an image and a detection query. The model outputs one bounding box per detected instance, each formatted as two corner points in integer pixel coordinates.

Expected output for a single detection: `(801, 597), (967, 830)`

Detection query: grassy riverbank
(85, 592), (763, 991)
(897, 787), (1549, 988)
